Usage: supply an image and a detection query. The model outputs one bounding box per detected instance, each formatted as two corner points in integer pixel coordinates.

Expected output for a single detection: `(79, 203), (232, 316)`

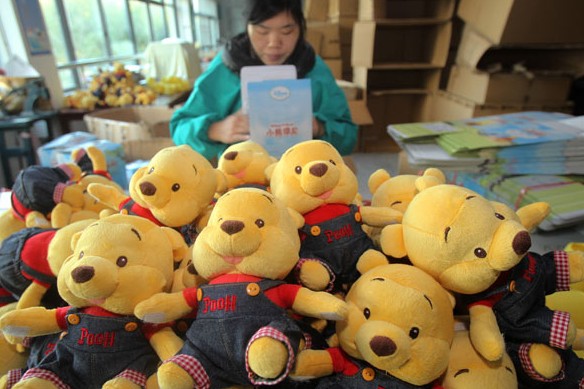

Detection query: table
(0, 111), (56, 188)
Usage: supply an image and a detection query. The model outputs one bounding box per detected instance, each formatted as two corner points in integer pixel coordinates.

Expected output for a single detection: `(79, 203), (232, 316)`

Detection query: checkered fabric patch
(518, 343), (565, 382)
(169, 354), (210, 388)
(550, 310), (571, 349)
(21, 368), (71, 389)
(114, 369), (147, 387)
(246, 326), (294, 385)
(554, 250), (571, 291)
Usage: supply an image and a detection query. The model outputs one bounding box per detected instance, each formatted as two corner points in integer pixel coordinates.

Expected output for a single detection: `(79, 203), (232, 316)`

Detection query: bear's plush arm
(135, 289), (196, 324)
(468, 304), (505, 362)
(291, 288), (347, 321)
(0, 306), (61, 339)
(359, 205), (403, 228)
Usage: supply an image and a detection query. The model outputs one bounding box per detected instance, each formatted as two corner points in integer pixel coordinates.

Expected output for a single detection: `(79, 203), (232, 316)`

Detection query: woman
(170, 0), (358, 161)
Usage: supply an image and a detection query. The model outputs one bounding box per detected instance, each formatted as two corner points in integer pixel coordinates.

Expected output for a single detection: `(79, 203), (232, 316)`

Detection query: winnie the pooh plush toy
(216, 140), (276, 193)
(49, 146), (123, 229)
(88, 145), (226, 245)
(135, 187), (348, 388)
(380, 184), (584, 387)
(0, 164), (83, 245)
(365, 167), (445, 251)
(266, 140), (402, 293)
(442, 327), (518, 389)
(0, 214), (188, 388)
(0, 218), (95, 311)
(291, 263), (455, 388)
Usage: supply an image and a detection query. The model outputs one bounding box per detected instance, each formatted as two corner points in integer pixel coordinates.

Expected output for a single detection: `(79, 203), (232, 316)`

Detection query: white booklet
(247, 78), (313, 158)
(240, 65), (297, 114)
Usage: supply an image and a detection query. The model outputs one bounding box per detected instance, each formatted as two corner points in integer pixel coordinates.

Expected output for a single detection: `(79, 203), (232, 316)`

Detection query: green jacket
(170, 53), (358, 160)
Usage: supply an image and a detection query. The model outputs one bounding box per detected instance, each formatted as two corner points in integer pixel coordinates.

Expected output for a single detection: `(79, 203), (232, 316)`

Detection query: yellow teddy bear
(291, 263), (455, 387)
(135, 187), (348, 388)
(266, 140), (402, 294)
(0, 214), (188, 388)
(88, 145), (226, 244)
(380, 184), (584, 387)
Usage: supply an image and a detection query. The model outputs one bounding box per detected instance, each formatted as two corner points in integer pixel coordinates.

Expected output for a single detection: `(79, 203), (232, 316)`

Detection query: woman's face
(247, 11), (300, 65)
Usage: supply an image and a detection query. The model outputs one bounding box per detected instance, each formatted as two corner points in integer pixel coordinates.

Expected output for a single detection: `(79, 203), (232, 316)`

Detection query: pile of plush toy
(0, 140), (583, 388)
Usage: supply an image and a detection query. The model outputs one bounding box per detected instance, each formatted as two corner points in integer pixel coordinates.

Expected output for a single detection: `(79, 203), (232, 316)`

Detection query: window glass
(58, 68), (77, 90)
(129, 0), (151, 53)
(63, 0), (107, 60)
(164, 5), (178, 39)
(39, 0), (70, 63)
(102, 0), (134, 56)
(150, 4), (167, 41)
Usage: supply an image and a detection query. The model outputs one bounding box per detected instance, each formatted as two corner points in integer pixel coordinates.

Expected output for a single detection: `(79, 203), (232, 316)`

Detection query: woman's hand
(312, 117), (324, 138)
(208, 110), (251, 144)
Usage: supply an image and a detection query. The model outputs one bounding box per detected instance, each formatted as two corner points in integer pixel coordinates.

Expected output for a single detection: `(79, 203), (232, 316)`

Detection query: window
(39, 0), (219, 92)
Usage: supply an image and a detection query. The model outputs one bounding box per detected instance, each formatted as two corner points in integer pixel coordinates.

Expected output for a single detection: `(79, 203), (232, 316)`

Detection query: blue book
(247, 78), (312, 158)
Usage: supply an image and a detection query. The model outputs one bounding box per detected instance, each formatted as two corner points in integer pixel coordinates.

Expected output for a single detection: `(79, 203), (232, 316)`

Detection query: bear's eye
(391, 201), (402, 206)
(329, 159), (336, 166)
(363, 308), (371, 319)
(116, 256), (128, 267)
(255, 219), (265, 228)
(495, 212), (505, 220)
(294, 166), (302, 174)
(474, 248), (487, 258)
(78, 251), (84, 260)
(409, 327), (420, 339)
(148, 167), (154, 174)
(171, 183), (180, 192)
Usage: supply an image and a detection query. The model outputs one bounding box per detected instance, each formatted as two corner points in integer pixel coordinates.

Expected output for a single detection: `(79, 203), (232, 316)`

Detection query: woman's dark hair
(245, 0), (306, 39)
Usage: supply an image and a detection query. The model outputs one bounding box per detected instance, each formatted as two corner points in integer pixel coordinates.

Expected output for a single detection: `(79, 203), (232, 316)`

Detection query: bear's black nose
(512, 231), (531, 255)
(309, 163), (328, 177)
(370, 336), (397, 356)
(221, 220), (244, 235)
(140, 181), (157, 196)
(72, 266), (95, 283)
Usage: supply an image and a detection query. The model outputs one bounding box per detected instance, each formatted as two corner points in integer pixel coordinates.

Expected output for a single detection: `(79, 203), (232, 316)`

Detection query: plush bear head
(368, 168), (445, 214)
(380, 184), (533, 294)
(193, 187), (303, 281)
(127, 145), (226, 227)
(217, 140), (276, 191)
(337, 263), (455, 386)
(442, 329), (518, 388)
(57, 214), (187, 314)
(266, 140), (358, 214)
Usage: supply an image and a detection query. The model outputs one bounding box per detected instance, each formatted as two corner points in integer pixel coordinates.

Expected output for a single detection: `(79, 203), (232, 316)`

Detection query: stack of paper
(387, 111), (584, 175)
(447, 172), (584, 231)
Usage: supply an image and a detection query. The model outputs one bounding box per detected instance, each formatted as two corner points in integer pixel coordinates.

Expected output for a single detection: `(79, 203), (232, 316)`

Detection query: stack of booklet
(387, 111), (584, 175)
(387, 111), (584, 230)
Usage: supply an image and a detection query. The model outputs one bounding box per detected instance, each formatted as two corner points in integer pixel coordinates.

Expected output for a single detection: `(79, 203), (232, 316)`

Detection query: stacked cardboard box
(439, 0), (584, 119)
(305, 0), (358, 81)
(351, 0), (456, 152)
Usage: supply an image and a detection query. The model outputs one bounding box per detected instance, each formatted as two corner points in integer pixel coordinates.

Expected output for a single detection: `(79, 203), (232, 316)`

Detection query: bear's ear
(70, 230), (84, 251)
(287, 208), (305, 229)
(379, 224), (407, 258)
(214, 169), (228, 194)
(516, 202), (551, 231)
(367, 168), (391, 195)
(422, 167), (446, 184)
(264, 162), (277, 181)
(161, 227), (189, 264)
(415, 174), (442, 192)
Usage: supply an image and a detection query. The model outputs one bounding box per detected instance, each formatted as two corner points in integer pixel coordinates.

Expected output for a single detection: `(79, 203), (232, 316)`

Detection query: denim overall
(169, 279), (306, 387)
(5, 333), (62, 389)
(22, 308), (159, 389)
(0, 227), (58, 306)
(299, 204), (375, 292)
(316, 356), (431, 389)
(461, 252), (584, 387)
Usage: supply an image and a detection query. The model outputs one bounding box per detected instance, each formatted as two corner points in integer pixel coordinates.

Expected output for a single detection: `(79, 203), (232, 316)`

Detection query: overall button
(355, 212), (362, 222)
(67, 314), (80, 325)
(310, 226), (321, 236)
(362, 367), (375, 381)
(125, 322), (138, 332)
(247, 283), (260, 296)
(197, 288), (204, 301)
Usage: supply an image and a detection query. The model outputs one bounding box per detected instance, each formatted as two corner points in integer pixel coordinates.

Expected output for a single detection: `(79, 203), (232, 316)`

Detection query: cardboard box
(304, 0), (329, 21)
(359, 0), (455, 21)
(329, 0), (358, 19)
(324, 59), (343, 79)
(527, 73), (573, 105)
(351, 21), (452, 68)
(307, 22), (341, 59)
(305, 29), (323, 55)
(84, 106), (176, 161)
(353, 66), (441, 92)
(458, 0), (584, 46)
(349, 100), (373, 126)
